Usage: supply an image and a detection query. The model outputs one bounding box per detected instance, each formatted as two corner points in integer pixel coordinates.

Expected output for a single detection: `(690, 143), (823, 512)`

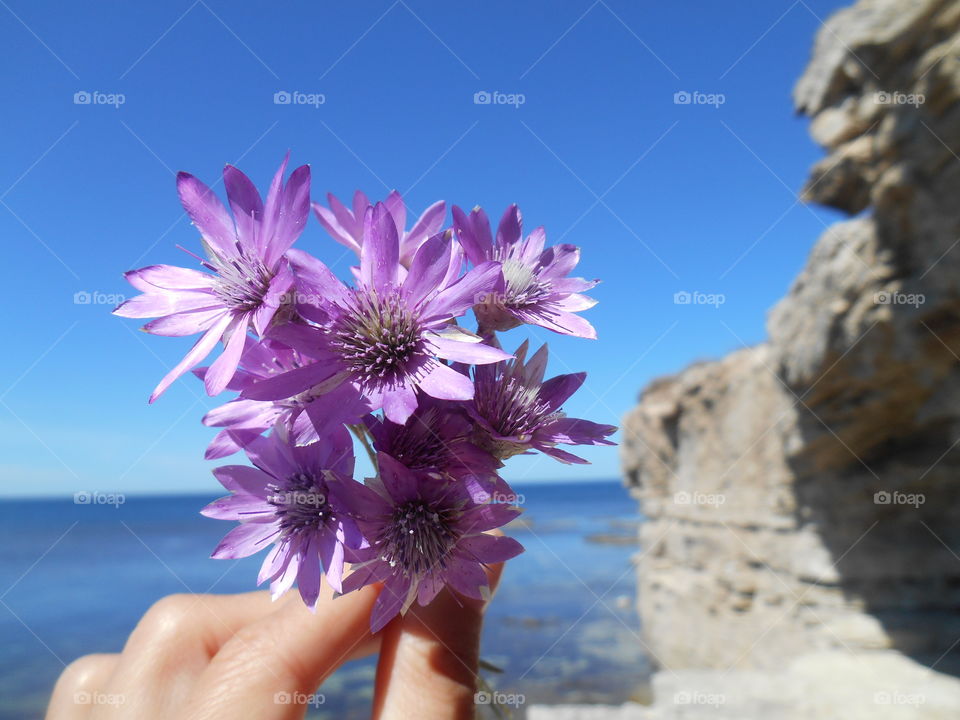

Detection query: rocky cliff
(621, 0), (960, 681)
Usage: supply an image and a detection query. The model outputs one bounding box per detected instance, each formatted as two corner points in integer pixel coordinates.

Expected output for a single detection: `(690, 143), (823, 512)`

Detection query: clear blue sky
(0, 0), (847, 497)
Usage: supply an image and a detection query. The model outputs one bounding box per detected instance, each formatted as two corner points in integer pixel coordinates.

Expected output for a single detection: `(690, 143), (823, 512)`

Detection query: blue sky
(0, 0), (847, 497)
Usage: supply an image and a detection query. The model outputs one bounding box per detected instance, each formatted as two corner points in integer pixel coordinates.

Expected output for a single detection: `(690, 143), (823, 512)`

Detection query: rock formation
(618, 0), (960, 695)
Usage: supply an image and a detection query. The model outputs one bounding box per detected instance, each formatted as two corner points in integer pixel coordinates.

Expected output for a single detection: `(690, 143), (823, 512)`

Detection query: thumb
(371, 560), (505, 720)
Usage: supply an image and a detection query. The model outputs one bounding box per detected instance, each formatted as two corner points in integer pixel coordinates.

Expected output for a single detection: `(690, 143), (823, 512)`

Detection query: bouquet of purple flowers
(114, 155), (615, 631)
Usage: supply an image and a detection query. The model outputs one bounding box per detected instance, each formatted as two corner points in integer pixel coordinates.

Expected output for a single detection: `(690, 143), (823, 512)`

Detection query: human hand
(46, 561), (503, 719)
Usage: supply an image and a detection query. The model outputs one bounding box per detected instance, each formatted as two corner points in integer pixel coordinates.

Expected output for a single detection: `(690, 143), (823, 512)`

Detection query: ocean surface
(0, 480), (650, 718)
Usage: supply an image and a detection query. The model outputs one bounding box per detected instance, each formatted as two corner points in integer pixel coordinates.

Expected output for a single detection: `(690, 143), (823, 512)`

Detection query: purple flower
(114, 155), (310, 401)
(202, 427), (363, 608)
(243, 203), (511, 425)
(194, 337), (323, 459)
(466, 340), (617, 464)
(453, 204), (599, 338)
(337, 453), (523, 631)
(313, 189), (445, 268)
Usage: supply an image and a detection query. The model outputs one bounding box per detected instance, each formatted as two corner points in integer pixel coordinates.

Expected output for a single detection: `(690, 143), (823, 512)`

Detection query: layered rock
(621, 0), (960, 677)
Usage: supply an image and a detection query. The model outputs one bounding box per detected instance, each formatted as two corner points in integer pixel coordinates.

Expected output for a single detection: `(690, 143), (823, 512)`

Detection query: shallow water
(0, 480), (650, 718)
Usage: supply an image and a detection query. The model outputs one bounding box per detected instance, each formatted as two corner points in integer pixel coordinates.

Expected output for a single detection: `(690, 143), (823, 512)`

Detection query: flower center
(500, 258), (549, 309)
(475, 374), (557, 438)
(266, 471), (331, 535)
(377, 500), (457, 576)
(332, 290), (422, 383)
(384, 408), (450, 470)
(212, 253), (274, 312)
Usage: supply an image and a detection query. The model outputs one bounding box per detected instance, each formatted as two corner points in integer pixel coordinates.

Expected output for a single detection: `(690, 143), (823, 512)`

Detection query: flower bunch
(115, 155), (616, 631)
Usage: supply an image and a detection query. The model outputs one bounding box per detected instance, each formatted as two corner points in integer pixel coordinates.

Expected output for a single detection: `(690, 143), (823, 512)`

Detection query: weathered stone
(618, 0), (960, 708)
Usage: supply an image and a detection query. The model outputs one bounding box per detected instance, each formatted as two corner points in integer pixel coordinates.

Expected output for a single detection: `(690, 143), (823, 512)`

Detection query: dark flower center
(266, 471), (331, 535)
(377, 500), (457, 576)
(475, 374), (557, 438)
(212, 253), (274, 312)
(383, 408), (451, 470)
(332, 290), (422, 383)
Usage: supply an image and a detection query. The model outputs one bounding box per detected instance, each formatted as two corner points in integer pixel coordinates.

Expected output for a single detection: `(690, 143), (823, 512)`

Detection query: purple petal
(538, 244), (581, 280)
(384, 190), (406, 239)
(223, 164), (263, 252)
(452, 205), (492, 266)
(402, 200), (446, 264)
(539, 446), (590, 464)
(258, 153), (289, 256)
(124, 265), (213, 292)
(421, 260), (502, 321)
(201, 493), (274, 522)
(514, 307), (597, 340)
(177, 172), (238, 258)
(443, 558), (488, 600)
(265, 164), (310, 267)
(428, 334), (512, 365)
(211, 464), (272, 495)
(297, 536), (322, 611)
(539, 372), (586, 411)
(204, 315), (250, 396)
(286, 248), (351, 307)
(370, 575), (410, 632)
(313, 202), (360, 254)
(142, 307), (228, 336)
(496, 204), (522, 248)
(114, 290), (220, 319)
(360, 203), (399, 291)
(242, 360), (341, 401)
(211, 522), (279, 559)
(381, 381), (419, 425)
(149, 312), (233, 402)
(402, 233), (452, 306)
(456, 534), (524, 563)
(418, 361), (474, 401)
(416, 572), (446, 606)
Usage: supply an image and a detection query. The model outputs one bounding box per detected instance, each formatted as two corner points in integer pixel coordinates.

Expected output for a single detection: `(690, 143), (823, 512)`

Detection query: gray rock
(618, 0), (960, 716)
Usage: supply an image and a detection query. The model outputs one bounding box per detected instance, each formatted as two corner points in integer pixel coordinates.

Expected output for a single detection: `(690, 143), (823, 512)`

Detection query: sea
(0, 480), (651, 718)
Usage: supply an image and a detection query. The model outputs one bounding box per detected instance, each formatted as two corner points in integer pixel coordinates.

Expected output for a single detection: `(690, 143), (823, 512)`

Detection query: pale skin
(46, 562), (503, 720)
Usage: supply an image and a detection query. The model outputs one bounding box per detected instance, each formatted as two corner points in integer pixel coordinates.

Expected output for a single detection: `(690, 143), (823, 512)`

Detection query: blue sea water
(0, 481), (649, 718)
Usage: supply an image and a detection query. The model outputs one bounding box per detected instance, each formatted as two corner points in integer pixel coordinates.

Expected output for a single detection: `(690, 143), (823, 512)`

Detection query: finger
(100, 592), (280, 718)
(46, 654), (118, 720)
(372, 561), (505, 720)
(184, 583), (381, 720)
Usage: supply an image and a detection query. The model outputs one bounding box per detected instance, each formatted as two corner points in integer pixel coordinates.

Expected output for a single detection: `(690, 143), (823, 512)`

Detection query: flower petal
(211, 522), (279, 559)
(223, 164), (263, 253)
(418, 361), (474, 401)
(177, 172), (238, 258)
(360, 203), (400, 291)
(149, 312), (233, 402)
(204, 315), (250, 396)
